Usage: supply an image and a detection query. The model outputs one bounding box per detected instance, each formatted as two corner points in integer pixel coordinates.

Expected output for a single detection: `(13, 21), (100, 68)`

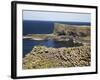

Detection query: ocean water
(23, 39), (75, 57)
(23, 20), (90, 57)
(23, 20), (54, 35)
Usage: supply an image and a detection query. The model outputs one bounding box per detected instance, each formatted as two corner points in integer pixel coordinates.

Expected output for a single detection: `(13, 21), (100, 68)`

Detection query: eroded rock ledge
(23, 45), (91, 69)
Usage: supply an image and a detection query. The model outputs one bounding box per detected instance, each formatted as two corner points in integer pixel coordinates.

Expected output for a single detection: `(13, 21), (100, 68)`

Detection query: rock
(23, 45), (91, 69)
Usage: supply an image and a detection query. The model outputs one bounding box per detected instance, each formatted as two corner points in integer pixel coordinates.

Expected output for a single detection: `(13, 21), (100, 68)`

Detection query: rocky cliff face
(53, 23), (90, 37)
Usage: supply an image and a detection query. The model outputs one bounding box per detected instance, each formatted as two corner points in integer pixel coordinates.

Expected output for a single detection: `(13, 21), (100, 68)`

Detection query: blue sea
(23, 20), (90, 57)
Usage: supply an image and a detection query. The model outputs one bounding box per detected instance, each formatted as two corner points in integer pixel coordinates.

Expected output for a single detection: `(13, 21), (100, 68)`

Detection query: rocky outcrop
(23, 45), (91, 69)
(53, 23), (90, 37)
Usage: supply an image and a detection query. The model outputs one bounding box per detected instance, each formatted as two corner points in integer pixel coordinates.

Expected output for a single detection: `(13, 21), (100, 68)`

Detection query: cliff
(53, 23), (90, 37)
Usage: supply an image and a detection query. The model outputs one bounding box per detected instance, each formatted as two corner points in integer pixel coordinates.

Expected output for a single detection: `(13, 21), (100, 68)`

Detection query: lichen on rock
(23, 45), (91, 69)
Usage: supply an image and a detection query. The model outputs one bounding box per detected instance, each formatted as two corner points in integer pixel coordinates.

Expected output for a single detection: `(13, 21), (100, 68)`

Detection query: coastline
(22, 23), (91, 69)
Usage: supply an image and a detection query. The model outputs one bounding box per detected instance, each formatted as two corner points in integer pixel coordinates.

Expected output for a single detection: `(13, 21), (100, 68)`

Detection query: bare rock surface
(23, 45), (91, 69)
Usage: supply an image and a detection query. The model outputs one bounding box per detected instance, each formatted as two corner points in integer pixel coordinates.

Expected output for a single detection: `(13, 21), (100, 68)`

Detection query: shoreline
(23, 34), (90, 44)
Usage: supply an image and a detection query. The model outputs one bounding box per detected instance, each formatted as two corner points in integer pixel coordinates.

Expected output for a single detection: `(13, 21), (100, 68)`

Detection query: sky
(23, 10), (91, 23)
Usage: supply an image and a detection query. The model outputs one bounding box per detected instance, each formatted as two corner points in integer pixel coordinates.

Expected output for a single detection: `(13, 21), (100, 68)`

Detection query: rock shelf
(23, 45), (90, 69)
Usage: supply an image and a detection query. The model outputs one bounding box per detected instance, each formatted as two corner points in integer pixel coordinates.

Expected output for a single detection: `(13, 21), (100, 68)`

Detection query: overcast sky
(23, 10), (91, 22)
